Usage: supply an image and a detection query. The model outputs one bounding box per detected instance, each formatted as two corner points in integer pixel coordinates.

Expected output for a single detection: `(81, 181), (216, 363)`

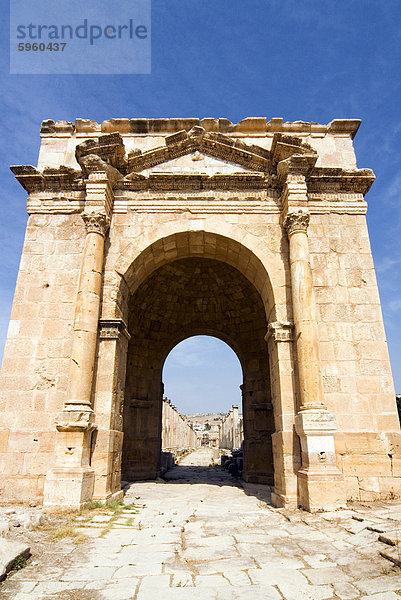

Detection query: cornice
(11, 162), (375, 199)
(10, 165), (84, 193)
(40, 117), (361, 138)
(12, 120), (375, 198)
(124, 172), (269, 191)
(308, 167), (375, 194)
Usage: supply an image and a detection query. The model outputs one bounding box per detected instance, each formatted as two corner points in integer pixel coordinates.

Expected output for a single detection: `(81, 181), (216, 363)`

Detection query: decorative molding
(10, 165), (84, 193)
(14, 123), (375, 198)
(76, 132), (125, 171)
(265, 321), (294, 343)
(88, 172), (109, 182)
(271, 133), (317, 164)
(277, 154), (318, 184)
(82, 212), (110, 237)
(284, 210), (310, 236)
(308, 167), (375, 195)
(98, 318), (130, 341)
(125, 128), (271, 175)
(40, 117), (361, 138)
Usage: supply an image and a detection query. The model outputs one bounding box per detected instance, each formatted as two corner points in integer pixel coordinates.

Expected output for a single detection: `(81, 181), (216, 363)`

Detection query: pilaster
(43, 172), (114, 509)
(91, 319), (130, 501)
(281, 168), (346, 510)
(265, 321), (299, 508)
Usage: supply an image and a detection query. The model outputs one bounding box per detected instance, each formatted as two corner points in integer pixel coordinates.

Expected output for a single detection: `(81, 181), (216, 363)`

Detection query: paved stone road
(3, 448), (401, 599)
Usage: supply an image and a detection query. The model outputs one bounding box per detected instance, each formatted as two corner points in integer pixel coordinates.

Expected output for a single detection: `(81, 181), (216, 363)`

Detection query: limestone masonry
(0, 116), (399, 510)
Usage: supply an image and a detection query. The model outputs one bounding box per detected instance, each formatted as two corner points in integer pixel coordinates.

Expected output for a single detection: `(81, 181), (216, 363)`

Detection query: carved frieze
(14, 119), (376, 201)
(76, 132), (126, 172)
(10, 165), (84, 193)
(98, 319), (130, 341)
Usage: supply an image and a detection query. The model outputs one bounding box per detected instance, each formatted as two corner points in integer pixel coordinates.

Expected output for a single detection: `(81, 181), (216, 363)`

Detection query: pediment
(73, 127), (320, 183)
(124, 128), (272, 175)
(140, 152), (255, 175)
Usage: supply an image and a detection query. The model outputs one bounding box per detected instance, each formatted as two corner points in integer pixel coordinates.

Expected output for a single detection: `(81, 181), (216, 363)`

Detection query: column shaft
(287, 223), (324, 410)
(284, 206), (345, 510)
(67, 230), (105, 408)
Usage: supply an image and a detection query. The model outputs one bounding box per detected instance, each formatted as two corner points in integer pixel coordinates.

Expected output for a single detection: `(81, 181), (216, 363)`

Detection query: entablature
(12, 117), (375, 216)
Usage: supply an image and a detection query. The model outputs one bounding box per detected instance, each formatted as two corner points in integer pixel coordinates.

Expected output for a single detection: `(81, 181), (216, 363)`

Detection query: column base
(297, 469), (346, 511)
(271, 491), (298, 509)
(295, 407), (346, 511)
(92, 489), (124, 503)
(43, 467), (95, 510)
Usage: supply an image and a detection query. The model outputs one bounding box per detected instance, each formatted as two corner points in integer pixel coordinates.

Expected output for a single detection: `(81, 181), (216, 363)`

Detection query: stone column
(66, 212), (110, 412)
(232, 405), (239, 449)
(285, 211), (323, 411)
(44, 173), (113, 509)
(284, 205), (345, 510)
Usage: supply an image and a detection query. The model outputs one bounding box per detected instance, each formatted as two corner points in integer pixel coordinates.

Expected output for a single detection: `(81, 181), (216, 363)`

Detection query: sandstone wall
(1, 116), (399, 507)
(0, 214), (83, 500)
(309, 212), (398, 499)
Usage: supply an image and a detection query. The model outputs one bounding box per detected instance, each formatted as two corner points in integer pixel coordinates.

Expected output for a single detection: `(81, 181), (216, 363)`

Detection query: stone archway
(90, 230), (301, 507)
(6, 117), (396, 512)
(121, 255), (274, 485)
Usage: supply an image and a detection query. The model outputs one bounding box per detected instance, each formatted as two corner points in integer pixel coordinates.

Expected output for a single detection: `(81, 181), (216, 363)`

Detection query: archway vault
(122, 253), (275, 485)
(111, 230), (282, 326)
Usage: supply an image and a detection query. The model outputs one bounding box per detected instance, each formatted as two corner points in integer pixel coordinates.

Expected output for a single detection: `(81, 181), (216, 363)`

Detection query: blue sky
(1, 0), (400, 414)
(163, 337), (242, 414)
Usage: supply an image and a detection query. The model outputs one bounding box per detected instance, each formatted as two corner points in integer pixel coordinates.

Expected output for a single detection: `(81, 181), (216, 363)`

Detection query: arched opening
(162, 335), (242, 413)
(162, 335), (243, 458)
(121, 252), (276, 485)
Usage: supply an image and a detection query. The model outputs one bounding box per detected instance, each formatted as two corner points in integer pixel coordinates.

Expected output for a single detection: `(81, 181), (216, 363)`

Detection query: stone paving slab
(3, 449), (401, 598)
(0, 539), (30, 580)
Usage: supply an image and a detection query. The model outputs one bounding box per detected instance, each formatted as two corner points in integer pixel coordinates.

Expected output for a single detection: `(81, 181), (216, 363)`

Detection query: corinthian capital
(82, 211), (110, 237)
(284, 209), (310, 236)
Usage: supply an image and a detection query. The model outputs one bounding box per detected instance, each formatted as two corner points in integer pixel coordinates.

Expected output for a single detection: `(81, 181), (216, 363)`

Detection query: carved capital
(284, 210), (310, 236)
(82, 211), (110, 237)
(265, 321), (294, 343)
(98, 318), (131, 341)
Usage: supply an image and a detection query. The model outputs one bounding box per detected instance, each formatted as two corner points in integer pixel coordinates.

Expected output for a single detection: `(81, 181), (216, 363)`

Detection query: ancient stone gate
(1, 116), (400, 510)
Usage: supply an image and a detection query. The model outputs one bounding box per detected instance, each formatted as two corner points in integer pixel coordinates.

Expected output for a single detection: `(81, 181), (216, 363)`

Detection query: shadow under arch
(117, 232), (282, 489)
